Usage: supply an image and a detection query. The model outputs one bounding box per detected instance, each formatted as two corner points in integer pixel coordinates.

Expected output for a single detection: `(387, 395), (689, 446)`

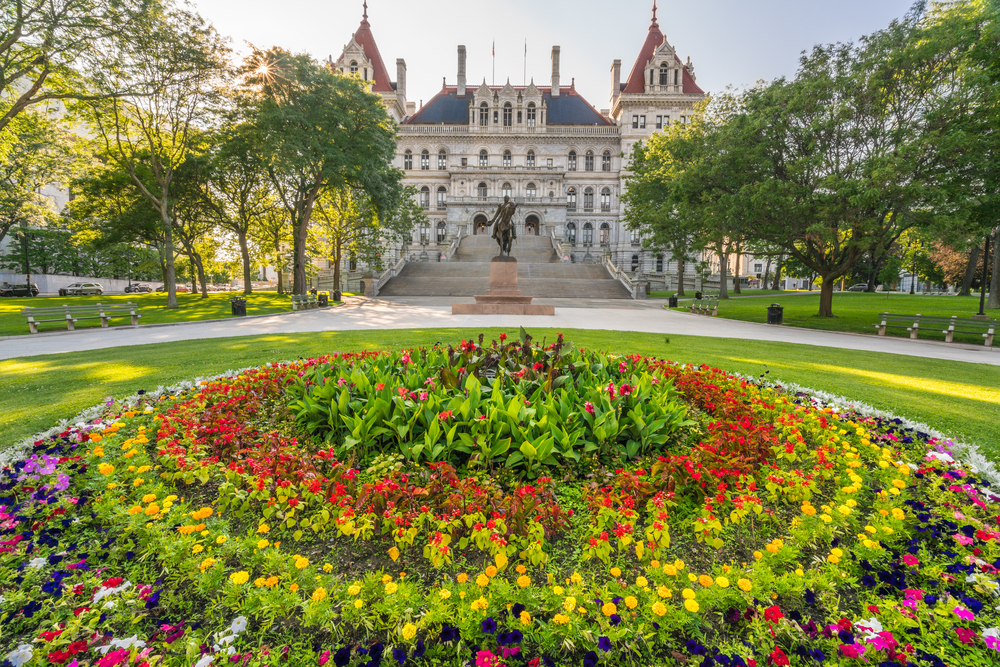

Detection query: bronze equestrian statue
(489, 196), (518, 257)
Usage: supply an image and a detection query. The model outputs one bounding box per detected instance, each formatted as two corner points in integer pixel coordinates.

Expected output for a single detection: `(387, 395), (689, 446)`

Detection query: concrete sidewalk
(2, 297), (999, 365)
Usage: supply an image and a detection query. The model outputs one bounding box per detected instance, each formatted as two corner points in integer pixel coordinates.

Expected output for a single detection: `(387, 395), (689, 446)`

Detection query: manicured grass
(2, 328), (998, 461)
(709, 292), (997, 343)
(0, 292), (295, 337)
(649, 289), (787, 299)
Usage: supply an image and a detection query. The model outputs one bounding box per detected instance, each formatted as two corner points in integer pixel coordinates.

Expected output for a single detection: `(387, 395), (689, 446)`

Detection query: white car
(66, 282), (104, 296)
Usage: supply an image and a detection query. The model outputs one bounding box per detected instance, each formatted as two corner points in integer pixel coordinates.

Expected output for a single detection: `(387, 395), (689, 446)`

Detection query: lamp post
(21, 225), (32, 296)
(909, 239), (918, 295)
(978, 232), (990, 317)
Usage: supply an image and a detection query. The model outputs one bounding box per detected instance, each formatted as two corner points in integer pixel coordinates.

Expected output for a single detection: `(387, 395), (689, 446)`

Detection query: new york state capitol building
(325, 3), (707, 294)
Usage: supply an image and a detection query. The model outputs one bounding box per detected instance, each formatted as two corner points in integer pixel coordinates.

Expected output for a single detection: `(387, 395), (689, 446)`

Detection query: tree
(312, 185), (424, 293)
(241, 47), (405, 295)
(0, 0), (151, 136)
(82, 3), (228, 308)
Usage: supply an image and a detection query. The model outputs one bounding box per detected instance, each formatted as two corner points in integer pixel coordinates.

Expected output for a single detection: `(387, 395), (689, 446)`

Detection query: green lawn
(650, 289), (787, 299)
(703, 292), (997, 344)
(0, 292), (296, 337)
(2, 328), (998, 462)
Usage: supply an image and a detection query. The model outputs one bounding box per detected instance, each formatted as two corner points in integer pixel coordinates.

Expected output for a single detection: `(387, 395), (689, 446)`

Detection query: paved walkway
(3, 297), (999, 365)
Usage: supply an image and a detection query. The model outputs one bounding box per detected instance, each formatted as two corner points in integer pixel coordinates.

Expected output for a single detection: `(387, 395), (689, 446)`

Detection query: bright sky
(195, 0), (917, 110)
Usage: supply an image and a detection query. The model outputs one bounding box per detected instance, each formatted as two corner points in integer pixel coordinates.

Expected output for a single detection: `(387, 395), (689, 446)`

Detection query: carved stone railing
(373, 255), (407, 297)
(444, 227), (464, 261)
(603, 255), (646, 299)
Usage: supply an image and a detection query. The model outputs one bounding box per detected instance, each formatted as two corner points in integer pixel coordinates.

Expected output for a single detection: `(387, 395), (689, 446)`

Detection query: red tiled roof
(623, 9), (704, 95)
(340, 14), (393, 93)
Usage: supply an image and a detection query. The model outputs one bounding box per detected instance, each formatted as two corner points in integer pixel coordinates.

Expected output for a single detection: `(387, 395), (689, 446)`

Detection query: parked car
(155, 284), (192, 293)
(125, 283), (152, 293)
(0, 282), (39, 297)
(63, 282), (104, 296)
(847, 284), (869, 292)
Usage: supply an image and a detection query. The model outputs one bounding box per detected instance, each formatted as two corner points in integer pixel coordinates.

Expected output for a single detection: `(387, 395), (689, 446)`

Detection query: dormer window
(503, 103), (512, 127)
(568, 151), (577, 171)
(502, 150), (511, 168)
(526, 150), (535, 168)
(527, 103), (536, 127)
(403, 150), (412, 170)
(350, 61), (358, 74)
(659, 63), (669, 85)
(479, 103), (489, 126)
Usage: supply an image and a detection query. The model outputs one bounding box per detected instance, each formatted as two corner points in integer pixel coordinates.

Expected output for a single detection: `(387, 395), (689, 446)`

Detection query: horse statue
(489, 196), (518, 257)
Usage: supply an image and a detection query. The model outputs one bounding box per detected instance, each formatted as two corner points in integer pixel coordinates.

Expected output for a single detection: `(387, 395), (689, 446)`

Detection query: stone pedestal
(452, 257), (555, 315)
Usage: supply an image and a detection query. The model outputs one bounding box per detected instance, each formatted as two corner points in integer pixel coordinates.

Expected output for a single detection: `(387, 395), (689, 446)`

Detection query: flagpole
(523, 40), (526, 87)
(492, 40), (495, 87)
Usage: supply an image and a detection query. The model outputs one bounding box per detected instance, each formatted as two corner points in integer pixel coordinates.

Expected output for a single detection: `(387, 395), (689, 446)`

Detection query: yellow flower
(199, 557), (216, 572)
(144, 503), (160, 516)
(687, 573), (697, 582)
(354, 599), (363, 608)
(289, 583), (299, 592)
(229, 571), (249, 585)
(553, 613), (570, 625)
(602, 602), (617, 617)
(698, 575), (713, 587)
(570, 572), (582, 584)
(827, 554), (841, 564)
(684, 599), (700, 613)
(657, 586), (672, 598)
(563, 596), (577, 612)
(516, 575), (531, 588)
(476, 574), (490, 587)
(265, 576), (279, 587)
(652, 601), (667, 617)
(865, 525), (877, 534)
(312, 587), (327, 602)
(257, 539), (269, 549)
(892, 479), (906, 490)
(519, 610), (532, 626)
(457, 573), (468, 584)
(738, 579), (752, 592)
(662, 564), (677, 576)
(402, 623), (417, 641)
(801, 503), (816, 515)
(142, 493), (157, 503)
(98, 463), (115, 475)
(831, 548), (843, 557)
(819, 514), (833, 524)
(635, 577), (648, 589)
(348, 584), (361, 595)
(624, 596), (638, 609)
(470, 597), (488, 611)
(323, 563), (333, 573)
(716, 576), (730, 588)
(650, 560), (660, 569)
(92, 445), (105, 456)
(753, 551), (763, 560)
(385, 582), (398, 594)
(553, 586), (565, 595)
(382, 574), (393, 584)
(674, 559), (685, 570)
(192, 544), (203, 554)
(254, 577), (266, 587)
(485, 565), (498, 578)
(515, 564), (527, 574)
(128, 506), (142, 515)
(294, 556), (309, 570)
(439, 588), (451, 599)
(257, 523), (269, 534)
(106, 483), (118, 490)
(681, 588), (696, 600)
(190, 507), (213, 520)
(891, 508), (905, 520)
(610, 567), (622, 577)
(216, 535), (227, 545)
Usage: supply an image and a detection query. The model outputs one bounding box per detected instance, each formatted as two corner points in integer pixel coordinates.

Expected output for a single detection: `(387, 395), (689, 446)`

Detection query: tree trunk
(763, 257), (772, 290)
(988, 227), (1000, 309)
(717, 242), (729, 299)
(333, 238), (343, 295)
(276, 269), (283, 295)
(733, 245), (742, 294)
(194, 252), (209, 299)
(818, 278), (835, 317)
(162, 225), (178, 309)
(960, 245), (979, 297)
(238, 230), (253, 295)
(676, 256), (685, 297)
(772, 255), (784, 291)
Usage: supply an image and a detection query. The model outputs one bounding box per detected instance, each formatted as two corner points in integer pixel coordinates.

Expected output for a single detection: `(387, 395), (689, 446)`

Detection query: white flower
(5, 644), (33, 667)
(854, 616), (883, 639)
(984, 626), (1000, 639)
(27, 557), (47, 569)
(230, 616), (248, 634)
(194, 656), (215, 667)
(94, 635), (145, 654)
(93, 580), (131, 603)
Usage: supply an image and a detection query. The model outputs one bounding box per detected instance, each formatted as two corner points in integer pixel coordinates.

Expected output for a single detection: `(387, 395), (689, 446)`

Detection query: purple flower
(334, 646), (351, 666)
(598, 636), (612, 652)
(481, 618), (497, 634)
(393, 647), (407, 665)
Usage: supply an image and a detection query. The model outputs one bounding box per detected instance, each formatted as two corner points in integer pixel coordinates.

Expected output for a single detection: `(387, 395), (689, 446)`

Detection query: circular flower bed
(2, 332), (999, 667)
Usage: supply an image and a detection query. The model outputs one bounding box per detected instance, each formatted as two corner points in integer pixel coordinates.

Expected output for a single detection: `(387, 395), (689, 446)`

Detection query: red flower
(764, 606), (783, 623)
(954, 627), (976, 645)
(837, 618), (853, 631)
(287, 497), (298, 507)
(532, 362), (543, 371)
(768, 647), (789, 666)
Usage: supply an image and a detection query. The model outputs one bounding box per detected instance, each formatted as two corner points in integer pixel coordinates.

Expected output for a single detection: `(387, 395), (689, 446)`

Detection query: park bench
(874, 312), (995, 346)
(21, 303), (141, 334)
(690, 292), (719, 316)
(290, 294), (318, 311)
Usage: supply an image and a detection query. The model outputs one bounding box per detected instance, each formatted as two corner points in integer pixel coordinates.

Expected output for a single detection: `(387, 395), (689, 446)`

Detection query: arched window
(526, 182), (536, 198)
(566, 187), (577, 211)
(503, 102), (512, 127)
(479, 103), (489, 126)
(479, 150), (488, 167)
(630, 229), (640, 244)
(659, 63), (669, 85)
(420, 149), (430, 170)
(585, 150), (594, 171)
(599, 222), (610, 245)
(583, 187), (594, 211)
(526, 150), (535, 168)
(419, 186), (430, 209)
(566, 222), (577, 245)
(631, 254), (640, 271)
(526, 102), (536, 127)
(583, 222), (594, 245)
(437, 150), (447, 170)
(477, 182), (488, 198)
(502, 150), (511, 168)
(350, 61), (358, 75)
(656, 255), (664, 272)
(602, 151), (611, 172)
(437, 221), (447, 243)
(601, 187), (611, 211)
(403, 150), (412, 170)
(420, 222), (430, 243)
(568, 151), (577, 171)
(501, 182), (512, 198)
(437, 186), (447, 209)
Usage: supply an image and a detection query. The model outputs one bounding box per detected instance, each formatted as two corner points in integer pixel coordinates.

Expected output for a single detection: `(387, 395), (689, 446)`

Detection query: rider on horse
(490, 196), (518, 257)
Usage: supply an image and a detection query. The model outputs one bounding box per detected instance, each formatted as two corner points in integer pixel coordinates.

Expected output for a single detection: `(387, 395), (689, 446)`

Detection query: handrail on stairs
(602, 254), (644, 300)
(550, 228), (563, 259)
(444, 227), (464, 261)
(372, 254), (407, 297)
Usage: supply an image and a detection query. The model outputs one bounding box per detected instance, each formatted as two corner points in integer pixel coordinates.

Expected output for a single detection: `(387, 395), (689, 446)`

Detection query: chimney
(396, 58), (407, 105)
(610, 59), (621, 105)
(457, 45), (467, 96)
(406, 101), (416, 116)
(551, 46), (561, 98)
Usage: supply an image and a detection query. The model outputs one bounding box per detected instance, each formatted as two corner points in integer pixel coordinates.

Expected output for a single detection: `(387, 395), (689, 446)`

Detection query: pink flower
(901, 554), (919, 567)
(419, 392), (428, 401)
(319, 650), (331, 665)
(96, 650), (131, 667)
(985, 635), (1000, 652)
(953, 606), (975, 621)
(438, 410), (453, 421)
(955, 628), (976, 645)
(954, 533), (974, 546)
(584, 401), (595, 415)
(839, 644), (866, 659)
(866, 631), (897, 652)
(476, 650), (506, 667)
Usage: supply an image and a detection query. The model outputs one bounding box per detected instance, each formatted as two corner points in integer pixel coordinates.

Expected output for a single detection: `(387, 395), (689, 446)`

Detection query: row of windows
(479, 102), (538, 127)
(417, 186), (449, 209)
(566, 187), (613, 212)
(649, 63), (680, 87)
(632, 114), (689, 130)
(564, 223), (642, 246)
(404, 148), (614, 172)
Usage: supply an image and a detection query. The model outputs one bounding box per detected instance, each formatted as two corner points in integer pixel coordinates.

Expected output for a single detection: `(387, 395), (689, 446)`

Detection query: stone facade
(327, 2), (712, 292)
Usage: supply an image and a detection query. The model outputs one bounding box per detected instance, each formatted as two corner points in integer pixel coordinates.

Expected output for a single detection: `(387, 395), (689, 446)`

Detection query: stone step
(376, 275), (631, 298)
